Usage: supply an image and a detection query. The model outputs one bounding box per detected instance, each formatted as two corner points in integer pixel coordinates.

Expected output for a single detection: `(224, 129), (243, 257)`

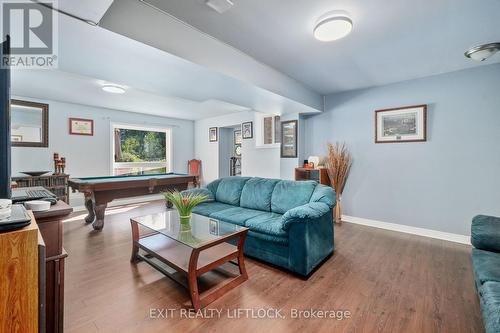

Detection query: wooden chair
(188, 159), (202, 187)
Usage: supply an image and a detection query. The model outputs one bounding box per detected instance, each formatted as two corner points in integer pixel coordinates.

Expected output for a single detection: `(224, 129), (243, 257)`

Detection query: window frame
(110, 122), (172, 175)
(255, 113), (281, 148)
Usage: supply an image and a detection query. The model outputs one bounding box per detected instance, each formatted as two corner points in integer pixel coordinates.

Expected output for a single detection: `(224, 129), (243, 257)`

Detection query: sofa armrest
(282, 202), (331, 230)
(471, 215), (500, 253)
(181, 188), (215, 201)
(310, 184), (336, 208)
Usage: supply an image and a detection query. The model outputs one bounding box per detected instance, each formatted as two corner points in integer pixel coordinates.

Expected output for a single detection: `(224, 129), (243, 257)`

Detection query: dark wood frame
(209, 127), (218, 142)
(242, 121), (253, 139)
(280, 120), (298, 158)
(375, 104), (427, 143)
(69, 117), (94, 136)
(130, 216), (249, 310)
(11, 99), (49, 147)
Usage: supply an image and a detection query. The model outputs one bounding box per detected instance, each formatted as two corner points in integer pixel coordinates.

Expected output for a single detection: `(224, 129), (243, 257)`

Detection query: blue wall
(305, 63), (500, 235)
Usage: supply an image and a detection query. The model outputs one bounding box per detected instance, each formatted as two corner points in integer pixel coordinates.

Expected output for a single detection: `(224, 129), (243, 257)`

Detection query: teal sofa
(183, 176), (335, 276)
(471, 215), (500, 333)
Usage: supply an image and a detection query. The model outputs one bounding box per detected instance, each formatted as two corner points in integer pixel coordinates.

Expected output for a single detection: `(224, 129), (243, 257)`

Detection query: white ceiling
(11, 8), (320, 120)
(139, 0), (500, 95)
(11, 70), (251, 120)
(56, 0), (114, 24)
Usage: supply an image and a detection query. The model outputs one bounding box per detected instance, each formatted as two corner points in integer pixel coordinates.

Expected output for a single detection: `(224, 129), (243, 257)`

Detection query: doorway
(218, 125), (242, 178)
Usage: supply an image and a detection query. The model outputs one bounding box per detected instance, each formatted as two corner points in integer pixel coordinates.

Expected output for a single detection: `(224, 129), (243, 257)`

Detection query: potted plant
(163, 191), (209, 230)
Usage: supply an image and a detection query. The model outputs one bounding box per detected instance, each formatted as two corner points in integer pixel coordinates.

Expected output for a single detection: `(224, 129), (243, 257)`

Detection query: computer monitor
(0, 35), (11, 199)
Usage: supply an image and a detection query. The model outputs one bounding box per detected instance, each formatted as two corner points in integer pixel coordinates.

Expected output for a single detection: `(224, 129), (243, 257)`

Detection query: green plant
(163, 191), (209, 217)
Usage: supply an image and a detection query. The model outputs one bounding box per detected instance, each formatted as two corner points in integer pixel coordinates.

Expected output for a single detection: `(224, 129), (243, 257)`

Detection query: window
(112, 124), (171, 176)
(261, 115), (281, 146)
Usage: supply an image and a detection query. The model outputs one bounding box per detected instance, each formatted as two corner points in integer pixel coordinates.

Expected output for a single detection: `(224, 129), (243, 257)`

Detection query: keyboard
(11, 187), (57, 203)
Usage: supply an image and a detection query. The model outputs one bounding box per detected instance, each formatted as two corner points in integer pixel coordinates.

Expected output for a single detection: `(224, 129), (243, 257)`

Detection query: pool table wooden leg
(84, 193), (95, 224)
(166, 200), (173, 209)
(92, 203), (107, 230)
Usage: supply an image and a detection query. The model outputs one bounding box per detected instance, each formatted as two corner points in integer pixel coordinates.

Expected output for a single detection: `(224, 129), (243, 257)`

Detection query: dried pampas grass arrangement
(326, 142), (352, 224)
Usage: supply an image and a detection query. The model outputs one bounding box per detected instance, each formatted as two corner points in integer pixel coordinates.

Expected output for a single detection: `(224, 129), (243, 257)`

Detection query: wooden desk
(33, 201), (73, 333)
(295, 167), (330, 185)
(0, 217), (41, 333)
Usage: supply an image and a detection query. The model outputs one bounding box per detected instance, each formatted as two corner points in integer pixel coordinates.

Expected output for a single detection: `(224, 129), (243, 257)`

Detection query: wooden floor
(63, 200), (484, 333)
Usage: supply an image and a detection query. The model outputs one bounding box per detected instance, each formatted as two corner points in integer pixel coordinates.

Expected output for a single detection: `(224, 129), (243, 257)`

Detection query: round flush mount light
(102, 84), (126, 94)
(313, 10), (353, 42)
(464, 43), (500, 61)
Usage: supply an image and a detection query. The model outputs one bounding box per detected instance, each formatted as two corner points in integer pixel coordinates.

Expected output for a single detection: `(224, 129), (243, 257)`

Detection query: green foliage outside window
(115, 128), (166, 163)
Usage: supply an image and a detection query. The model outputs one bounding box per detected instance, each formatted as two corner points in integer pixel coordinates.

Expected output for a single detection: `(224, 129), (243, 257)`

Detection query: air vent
(205, 0), (234, 14)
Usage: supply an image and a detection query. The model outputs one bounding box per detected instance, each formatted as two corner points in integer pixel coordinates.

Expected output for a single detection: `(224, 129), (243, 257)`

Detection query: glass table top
(131, 211), (247, 249)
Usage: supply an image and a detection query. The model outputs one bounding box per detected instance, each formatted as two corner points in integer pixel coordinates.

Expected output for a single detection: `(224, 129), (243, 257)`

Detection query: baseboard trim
(342, 215), (471, 245)
(71, 195), (163, 213)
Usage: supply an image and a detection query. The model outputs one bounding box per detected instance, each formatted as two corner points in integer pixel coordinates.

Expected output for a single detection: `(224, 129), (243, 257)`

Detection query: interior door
(0, 35), (11, 198)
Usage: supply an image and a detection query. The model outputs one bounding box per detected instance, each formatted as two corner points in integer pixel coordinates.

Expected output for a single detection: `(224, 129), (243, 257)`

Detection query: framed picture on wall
(281, 120), (298, 158)
(242, 121), (253, 139)
(234, 129), (242, 144)
(69, 118), (94, 136)
(375, 105), (427, 143)
(209, 127), (218, 142)
(234, 144), (241, 157)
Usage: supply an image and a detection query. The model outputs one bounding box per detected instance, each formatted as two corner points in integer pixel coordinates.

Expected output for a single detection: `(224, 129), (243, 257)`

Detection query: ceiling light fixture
(464, 43), (500, 61)
(102, 85), (126, 94)
(314, 10), (353, 42)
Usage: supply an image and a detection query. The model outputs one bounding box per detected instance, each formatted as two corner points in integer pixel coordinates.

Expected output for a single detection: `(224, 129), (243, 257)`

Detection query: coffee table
(130, 211), (249, 310)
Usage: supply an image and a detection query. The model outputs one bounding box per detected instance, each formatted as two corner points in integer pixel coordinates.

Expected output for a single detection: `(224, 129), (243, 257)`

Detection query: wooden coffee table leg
(187, 249), (201, 310)
(130, 220), (139, 262)
(237, 233), (248, 279)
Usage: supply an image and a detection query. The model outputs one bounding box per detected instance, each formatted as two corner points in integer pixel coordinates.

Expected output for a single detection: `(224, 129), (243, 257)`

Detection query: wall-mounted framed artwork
(242, 121), (253, 139)
(69, 117), (94, 136)
(234, 144), (242, 157)
(11, 99), (49, 147)
(281, 120), (298, 158)
(234, 129), (242, 144)
(375, 105), (427, 143)
(209, 127), (218, 142)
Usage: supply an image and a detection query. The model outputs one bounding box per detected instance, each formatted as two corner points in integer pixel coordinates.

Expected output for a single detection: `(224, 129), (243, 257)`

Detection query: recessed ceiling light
(314, 11), (353, 42)
(464, 43), (500, 61)
(102, 84), (126, 94)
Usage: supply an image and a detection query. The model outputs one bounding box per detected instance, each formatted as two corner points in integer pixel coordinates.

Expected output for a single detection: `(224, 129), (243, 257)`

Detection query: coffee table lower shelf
(130, 223), (249, 310)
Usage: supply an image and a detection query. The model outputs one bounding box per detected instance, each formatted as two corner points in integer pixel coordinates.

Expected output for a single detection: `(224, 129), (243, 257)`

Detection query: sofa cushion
(472, 248), (500, 285)
(271, 180), (317, 214)
(245, 213), (287, 238)
(472, 215), (500, 253)
(192, 202), (234, 217)
(240, 177), (280, 211)
(248, 230), (289, 245)
(206, 178), (223, 198)
(215, 177), (250, 205)
(210, 207), (267, 226)
(479, 281), (500, 333)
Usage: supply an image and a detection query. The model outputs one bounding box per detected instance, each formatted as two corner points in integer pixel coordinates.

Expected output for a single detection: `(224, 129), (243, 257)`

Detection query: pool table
(68, 173), (196, 230)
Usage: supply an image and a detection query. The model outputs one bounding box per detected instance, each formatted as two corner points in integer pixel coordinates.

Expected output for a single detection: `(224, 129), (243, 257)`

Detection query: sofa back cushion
(215, 177), (251, 205)
(271, 180), (317, 214)
(240, 177), (280, 211)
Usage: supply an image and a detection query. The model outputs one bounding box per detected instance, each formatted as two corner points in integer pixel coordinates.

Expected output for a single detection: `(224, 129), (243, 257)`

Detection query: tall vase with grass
(163, 191), (208, 231)
(326, 142), (352, 224)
